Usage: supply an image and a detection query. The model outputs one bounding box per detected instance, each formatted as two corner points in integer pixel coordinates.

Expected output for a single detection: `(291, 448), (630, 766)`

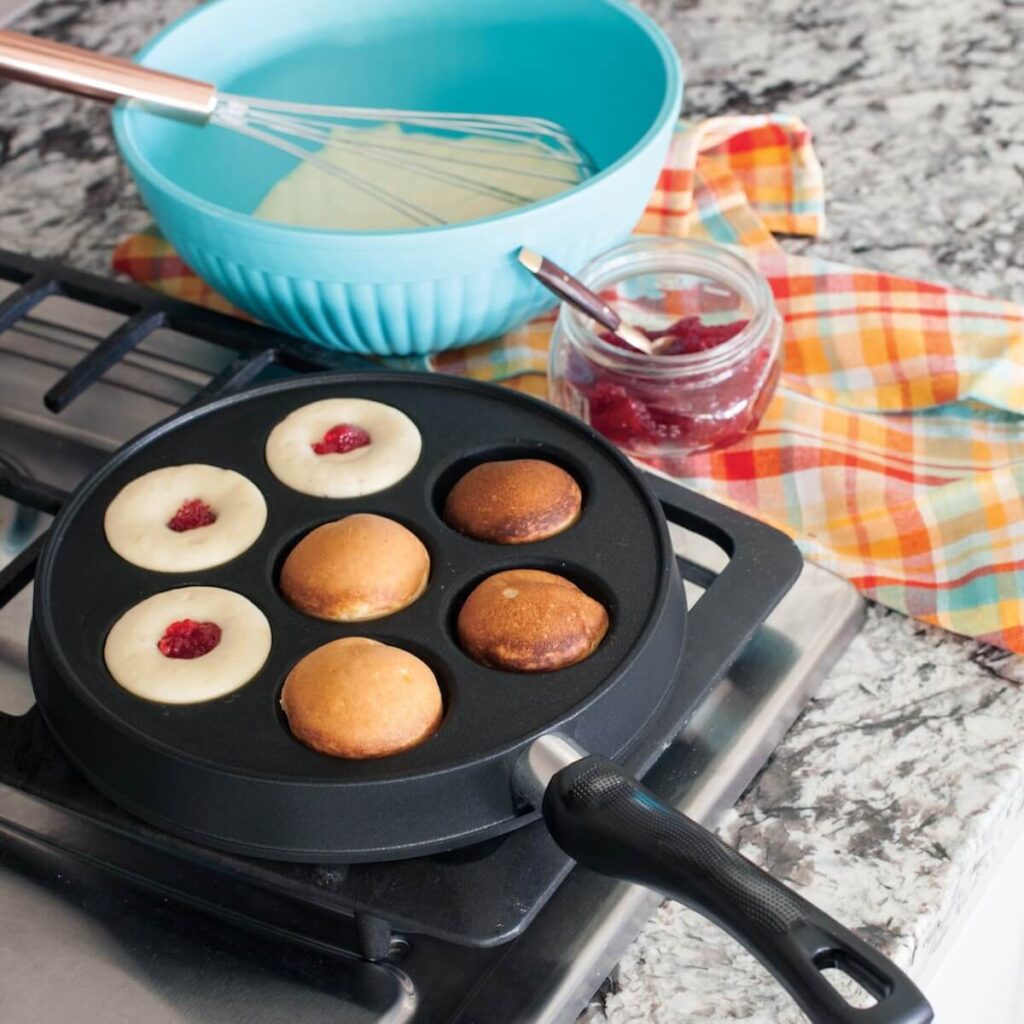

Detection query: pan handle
(542, 755), (933, 1024)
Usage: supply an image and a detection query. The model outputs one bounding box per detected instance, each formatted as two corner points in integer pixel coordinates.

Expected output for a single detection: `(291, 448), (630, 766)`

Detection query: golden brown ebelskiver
(457, 569), (608, 671)
(281, 638), (443, 759)
(444, 459), (582, 544)
(280, 513), (429, 621)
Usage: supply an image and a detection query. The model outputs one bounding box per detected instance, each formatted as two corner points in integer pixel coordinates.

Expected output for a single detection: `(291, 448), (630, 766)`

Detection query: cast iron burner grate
(0, 249), (863, 1023)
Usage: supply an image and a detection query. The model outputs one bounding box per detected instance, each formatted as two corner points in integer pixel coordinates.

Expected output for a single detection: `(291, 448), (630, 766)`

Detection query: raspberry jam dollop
(312, 423), (371, 455)
(157, 619), (222, 659)
(167, 499), (217, 532)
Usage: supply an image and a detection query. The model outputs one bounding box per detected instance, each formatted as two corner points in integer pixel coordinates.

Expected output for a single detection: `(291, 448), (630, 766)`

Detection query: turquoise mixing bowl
(113, 0), (682, 356)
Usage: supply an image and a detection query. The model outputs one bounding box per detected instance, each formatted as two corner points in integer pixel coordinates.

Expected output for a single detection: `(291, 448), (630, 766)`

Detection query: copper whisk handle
(0, 29), (216, 117)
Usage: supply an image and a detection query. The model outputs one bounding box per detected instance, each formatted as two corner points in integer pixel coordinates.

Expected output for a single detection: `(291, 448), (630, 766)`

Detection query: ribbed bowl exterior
(133, 135), (672, 355)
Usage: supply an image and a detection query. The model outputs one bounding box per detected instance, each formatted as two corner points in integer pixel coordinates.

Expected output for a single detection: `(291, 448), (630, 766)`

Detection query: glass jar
(548, 237), (782, 473)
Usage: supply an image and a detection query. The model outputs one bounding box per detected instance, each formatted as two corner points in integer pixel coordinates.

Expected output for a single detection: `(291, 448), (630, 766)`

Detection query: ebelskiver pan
(30, 373), (932, 1023)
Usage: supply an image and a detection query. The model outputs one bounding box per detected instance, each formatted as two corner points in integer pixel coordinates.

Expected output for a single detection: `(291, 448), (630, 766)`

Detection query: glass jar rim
(558, 236), (779, 377)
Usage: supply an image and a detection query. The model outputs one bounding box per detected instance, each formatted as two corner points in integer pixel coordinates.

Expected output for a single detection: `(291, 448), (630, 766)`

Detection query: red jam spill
(157, 619), (222, 659)
(565, 315), (778, 464)
(167, 499), (217, 532)
(312, 423), (371, 455)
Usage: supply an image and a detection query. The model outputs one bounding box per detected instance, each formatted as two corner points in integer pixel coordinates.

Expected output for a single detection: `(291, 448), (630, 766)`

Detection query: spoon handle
(517, 247), (652, 354)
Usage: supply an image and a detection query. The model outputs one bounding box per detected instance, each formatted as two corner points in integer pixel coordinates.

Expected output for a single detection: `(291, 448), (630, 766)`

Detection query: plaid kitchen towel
(112, 114), (1024, 653)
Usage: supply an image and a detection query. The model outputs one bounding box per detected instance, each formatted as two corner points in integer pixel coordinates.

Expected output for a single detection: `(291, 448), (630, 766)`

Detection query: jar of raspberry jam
(548, 238), (782, 472)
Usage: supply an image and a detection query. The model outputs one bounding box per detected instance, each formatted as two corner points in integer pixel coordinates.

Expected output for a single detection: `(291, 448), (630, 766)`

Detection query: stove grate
(0, 245), (367, 615)
(0, 247), (370, 414)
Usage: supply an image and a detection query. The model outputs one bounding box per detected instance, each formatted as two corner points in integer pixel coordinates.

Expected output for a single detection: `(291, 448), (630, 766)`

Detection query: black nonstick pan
(29, 372), (932, 1024)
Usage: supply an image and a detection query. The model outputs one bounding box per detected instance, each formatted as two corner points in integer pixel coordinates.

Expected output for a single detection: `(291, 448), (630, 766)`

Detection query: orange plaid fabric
(113, 115), (1024, 652)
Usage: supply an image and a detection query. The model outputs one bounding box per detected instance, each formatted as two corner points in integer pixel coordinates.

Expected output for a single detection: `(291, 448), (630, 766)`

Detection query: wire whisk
(0, 30), (595, 227)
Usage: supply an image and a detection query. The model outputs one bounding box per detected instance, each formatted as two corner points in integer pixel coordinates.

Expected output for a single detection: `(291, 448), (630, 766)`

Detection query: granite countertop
(2, 1), (1024, 1021)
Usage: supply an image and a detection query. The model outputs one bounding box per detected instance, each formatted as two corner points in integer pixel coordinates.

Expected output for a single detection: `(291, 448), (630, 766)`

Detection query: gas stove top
(0, 251), (864, 1023)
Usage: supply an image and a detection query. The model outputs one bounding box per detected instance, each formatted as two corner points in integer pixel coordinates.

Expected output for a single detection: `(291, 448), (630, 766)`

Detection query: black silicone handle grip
(542, 756), (933, 1024)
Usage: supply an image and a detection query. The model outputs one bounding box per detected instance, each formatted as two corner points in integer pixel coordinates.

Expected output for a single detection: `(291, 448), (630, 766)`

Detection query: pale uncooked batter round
(265, 398), (421, 498)
(104, 586), (271, 704)
(104, 464), (267, 572)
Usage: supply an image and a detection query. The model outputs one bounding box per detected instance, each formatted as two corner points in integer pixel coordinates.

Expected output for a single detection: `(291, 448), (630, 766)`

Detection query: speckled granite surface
(1, 1), (1023, 1021)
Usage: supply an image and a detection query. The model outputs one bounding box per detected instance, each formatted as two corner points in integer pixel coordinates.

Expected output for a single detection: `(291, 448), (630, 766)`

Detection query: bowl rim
(112, 0), (683, 245)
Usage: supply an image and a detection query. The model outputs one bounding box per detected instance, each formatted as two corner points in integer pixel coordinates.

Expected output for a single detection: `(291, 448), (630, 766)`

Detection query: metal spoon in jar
(517, 246), (656, 355)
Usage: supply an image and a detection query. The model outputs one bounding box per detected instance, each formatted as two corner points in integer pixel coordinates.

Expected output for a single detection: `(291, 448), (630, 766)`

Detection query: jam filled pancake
(103, 464), (266, 572)
(103, 586), (271, 704)
(265, 398), (421, 498)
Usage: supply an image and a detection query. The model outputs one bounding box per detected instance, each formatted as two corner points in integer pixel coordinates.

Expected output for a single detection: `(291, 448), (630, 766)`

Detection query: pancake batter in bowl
(252, 123), (582, 230)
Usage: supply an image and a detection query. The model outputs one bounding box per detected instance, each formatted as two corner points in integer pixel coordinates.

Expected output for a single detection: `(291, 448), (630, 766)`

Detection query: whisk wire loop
(211, 94), (594, 226)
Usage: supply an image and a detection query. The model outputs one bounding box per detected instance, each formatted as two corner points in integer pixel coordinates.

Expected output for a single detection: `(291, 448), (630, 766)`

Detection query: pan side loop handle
(0, 30), (217, 118)
(541, 755), (933, 1024)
